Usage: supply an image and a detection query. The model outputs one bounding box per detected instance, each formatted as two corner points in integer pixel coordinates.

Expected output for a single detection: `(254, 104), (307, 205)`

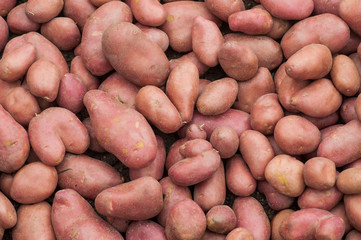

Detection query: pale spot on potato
(4, 140), (15, 147)
(122, 148), (128, 154)
(325, 190), (331, 196)
(134, 0), (140, 3)
(302, 92), (309, 97)
(135, 141), (144, 149)
(135, 121), (139, 128)
(276, 169), (289, 188)
(331, 133), (338, 139)
(90, 103), (98, 110)
(88, 16), (99, 23)
(167, 15), (174, 22)
(114, 117), (121, 122)
(91, 31), (103, 37)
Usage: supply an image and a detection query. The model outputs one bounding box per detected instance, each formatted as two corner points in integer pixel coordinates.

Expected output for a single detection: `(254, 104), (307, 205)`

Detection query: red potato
(28, 107), (89, 166)
(0, 80), (20, 106)
(204, 0), (244, 22)
(356, 93), (361, 121)
(297, 186), (343, 210)
(166, 199), (207, 240)
(0, 16), (8, 51)
(284, 44), (332, 81)
(10, 162), (58, 204)
(70, 56), (99, 91)
(3, 86), (41, 126)
(25, 0), (63, 23)
(197, 78), (238, 115)
(166, 61), (199, 123)
(236, 67), (275, 113)
(52, 189), (124, 239)
(63, 0), (96, 31)
(226, 155), (256, 197)
(126, 221), (167, 240)
(0, 42), (36, 82)
(346, 230), (361, 240)
(210, 126), (239, 159)
(130, 0), (166, 26)
(135, 23), (169, 52)
(56, 154), (124, 199)
(136, 86), (182, 133)
(178, 138), (213, 157)
(303, 157), (336, 190)
(218, 41), (258, 81)
(0, 192), (16, 238)
(192, 16), (223, 67)
(95, 176), (163, 220)
(84, 90), (157, 168)
(271, 209), (295, 240)
(165, 138), (188, 170)
(0, 105), (29, 173)
(82, 118), (105, 153)
(260, 0), (313, 20)
(239, 130), (274, 180)
(317, 119), (361, 167)
(337, 168), (361, 194)
(199, 79), (212, 95)
(106, 217), (130, 233)
(206, 205), (237, 234)
(330, 203), (352, 234)
(281, 13), (350, 58)
(301, 112), (340, 129)
(331, 54), (361, 96)
(0, 0), (16, 16)
(160, 1), (221, 53)
(170, 52), (210, 77)
(103, 22), (170, 87)
(233, 197), (271, 240)
(81, 1), (132, 76)
(226, 228), (253, 240)
(12, 202), (55, 240)
(6, 3), (40, 34)
(90, 0), (115, 7)
(345, 193), (361, 231)
(340, 31), (361, 55)
(313, 0), (341, 16)
(228, 8), (273, 35)
(129, 135), (166, 181)
(185, 123), (207, 140)
(267, 135), (289, 156)
(257, 181), (294, 210)
(339, 0), (361, 36)
(0, 173), (13, 197)
(202, 231), (226, 240)
(194, 161), (226, 211)
(41, 17), (81, 51)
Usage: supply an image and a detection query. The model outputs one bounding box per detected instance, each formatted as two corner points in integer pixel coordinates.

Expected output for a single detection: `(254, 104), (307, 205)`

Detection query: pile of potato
(1, 0), (361, 239)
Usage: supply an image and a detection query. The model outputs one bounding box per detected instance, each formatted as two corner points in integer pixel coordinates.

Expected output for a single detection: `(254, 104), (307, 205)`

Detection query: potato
(84, 89), (157, 168)
(331, 54), (361, 96)
(260, 0), (313, 20)
(206, 205), (237, 234)
(130, 0), (166, 26)
(135, 23), (169, 52)
(313, 0), (341, 15)
(225, 228), (253, 240)
(160, 1), (221, 53)
(0, 0), (16, 16)
(25, 0), (63, 23)
(0, 191), (16, 238)
(0, 42), (36, 82)
(28, 107), (89, 166)
(218, 41), (258, 81)
(340, 31), (361, 55)
(57, 154), (124, 199)
(81, 1), (132, 76)
(284, 44), (332, 81)
(317, 119), (361, 167)
(41, 17), (81, 51)
(281, 13), (350, 58)
(257, 181), (294, 211)
(346, 230), (361, 240)
(330, 203), (352, 234)
(204, 0), (244, 22)
(63, 0), (96, 31)
(165, 138), (188, 170)
(339, 0), (361, 36)
(169, 52), (209, 76)
(355, 93), (361, 121)
(165, 199), (206, 240)
(6, 3), (40, 34)
(82, 118), (105, 153)
(210, 126), (239, 159)
(265, 154), (305, 197)
(178, 138), (213, 158)
(52, 189), (124, 239)
(236, 67), (275, 113)
(345, 193), (361, 231)
(228, 8), (273, 35)
(202, 231), (226, 240)
(10, 162), (57, 204)
(233, 197), (271, 240)
(197, 78), (238, 115)
(337, 168), (361, 194)
(194, 161), (226, 211)
(297, 186), (343, 210)
(136, 85), (182, 133)
(185, 123), (207, 140)
(166, 61), (199, 123)
(0, 16), (8, 51)
(70, 56), (99, 91)
(302, 111), (340, 129)
(90, 0), (113, 7)
(271, 209), (294, 240)
(106, 217), (129, 233)
(12, 202), (55, 240)
(0, 173), (13, 197)
(303, 157), (336, 190)
(126, 220), (167, 240)
(226, 155), (256, 197)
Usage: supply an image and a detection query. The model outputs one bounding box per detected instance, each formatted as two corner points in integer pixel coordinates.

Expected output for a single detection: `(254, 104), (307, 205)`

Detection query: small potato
(136, 85), (182, 134)
(337, 168), (361, 194)
(301, 112), (340, 130)
(56, 154), (124, 199)
(331, 54), (361, 96)
(63, 0), (96, 31)
(202, 231), (226, 240)
(135, 23), (169, 52)
(41, 17), (81, 51)
(165, 138), (188, 170)
(330, 203), (353, 234)
(130, 0), (166, 26)
(82, 118), (105, 153)
(206, 205), (237, 234)
(297, 186), (343, 210)
(70, 56), (99, 91)
(126, 221), (167, 240)
(225, 228), (253, 240)
(169, 52), (209, 76)
(265, 154), (305, 197)
(339, 0), (361, 36)
(10, 162), (58, 204)
(345, 193), (361, 232)
(257, 181), (294, 211)
(0, 0), (16, 16)
(6, 3), (39, 35)
(274, 115), (321, 155)
(197, 78), (238, 116)
(228, 8), (273, 35)
(260, 0), (313, 20)
(185, 123), (207, 140)
(284, 44), (332, 81)
(25, 0), (64, 23)
(218, 41), (258, 81)
(303, 157), (336, 190)
(0, 192), (17, 239)
(341, 97), (357, 123)
(166, 199), (207, 240)
(271, 209), (295, 240)
(204, 0), (245, 22)
(210, 126), (239, 159)
(12, 202), (55, 240)
(250, 93), (284, 135)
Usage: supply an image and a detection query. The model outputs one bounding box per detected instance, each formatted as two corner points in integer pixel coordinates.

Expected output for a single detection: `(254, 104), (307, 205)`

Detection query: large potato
(204, 0), (245, 22)
(260, 0), (314, 20)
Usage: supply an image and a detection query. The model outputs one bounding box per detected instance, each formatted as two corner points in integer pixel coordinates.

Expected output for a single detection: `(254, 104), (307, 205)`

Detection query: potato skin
(297, 186), (343, 210)
(95, 176), (163, 220)
(337, 168), (361, 194)
(6, 3), (40, 34)
(260, 0), (313, 20)
(210, 126), (239, 159)
(345, 193), (361, 231)
(257, 181), (294, 211)
(204, 0), (245, 22)
(130, 0), (166, 27)
(0, 0), (16, 16)
(226, 228), (253, 240)
(63, 0), (96, 31)
(206, 205), (237, 234)
(303, 157), (336, 190)
(271, 209), (294, 240)
(0, 191), (17, 238)
(25, 0), (63, 23)
(339, 0), (361, 36)
(102, 22), (169, 86)
(330, 203), (352, 234)
(126, 220), (167, 240)
(170, 52), (210, 77)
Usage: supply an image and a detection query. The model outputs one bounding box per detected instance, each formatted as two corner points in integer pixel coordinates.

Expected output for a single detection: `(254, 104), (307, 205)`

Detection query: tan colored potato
(204, 0), (245, 22)
(25, 0), (63, 23)
(271, 209), (294, 240)
(210, 126), (239, 159)
(297, 186), (343, 210)
(130, 0), (166, 26)
(206, 205), (237, 234)
(260, 0), (314, 20)
(63, 0), (96, 31)
(339, 0), (361, 36)
(303, 157), (336, 190)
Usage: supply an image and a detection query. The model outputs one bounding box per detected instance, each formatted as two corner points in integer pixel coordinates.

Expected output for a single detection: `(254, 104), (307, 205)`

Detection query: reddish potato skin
(356, 93), (361, 121)
(260, 0), (313, 20)
(52, 189), (124, 240)
(25, 0), (63, 23)
(166, 199), (206, 240)
(95, 176), (163, 220)
(28, 107), (89, 166)
(82, 118), (105, 153)
(337, 168), (361, 194)
(63, 0), (96, 31)
(166, 61), (199, 123)
(41, 17), (81, 51)
(297, 186), (343, 210)
(271, 209), (294, 240)
(233, 197), (271, 240)
(10, 162), (58, 204)
(6, 3), (40, 34)
(0, 191), (17, 238)
(226, 228), (254, 240)
(135, 23), (169, 52)
(257, 181), (294, 211)
(330, 203), (352, 234)
(210, 126), (239, 159)
(281, 13), (350, 59)
(170, 52), (209, 77)
(12, 202), (55, 240)
(204, 0), (245, 22)
(303, 157), (336, 190)
(70, 56), (99, 91)
(0, 0), (16, 16)
(56, 154), (124, 199)
(81, 1), (133, 76)
(126, 221), (167, 240)
(206, 205), (237, 234)
(202, 231), (226, 240)
(130, 0), (166, 27)
(178, 139), (213, 158)
(0, 173), (13, 197)
(340, 31), (361, 55)
(313, 0), (341, 16)
(346, 230), (361, 240)
(301, 112), (340, 129)
(345, 193), (361, 231)
(339, 0), (361, 36)
(185, 123), (207, 140)
(165, 138), (188, 170)
(84, 90), (157, 168)
(106, 217), (130, 233)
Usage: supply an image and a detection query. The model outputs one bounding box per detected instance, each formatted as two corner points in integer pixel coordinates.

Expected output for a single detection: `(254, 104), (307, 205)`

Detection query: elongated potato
(25, 0), (63, 23)
(0, 191), (17, 239)
(130, 0), (166, 26)
(204, 0), (244, 22)
(297, 186), (343, 210)
(169, 52), (209, 77)
(337, 168), (361, 194)
(6, 3), (40, 34)
(63, 0), (96, 31)
(345, 193), (361, 231)
(260, 0), (313, 20)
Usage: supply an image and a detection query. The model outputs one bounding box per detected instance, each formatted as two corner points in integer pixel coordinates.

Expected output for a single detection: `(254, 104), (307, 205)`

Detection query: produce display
(1, 0), (361, 239)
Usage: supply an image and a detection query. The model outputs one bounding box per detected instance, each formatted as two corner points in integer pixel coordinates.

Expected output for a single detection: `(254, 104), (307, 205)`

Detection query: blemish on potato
(135, 141), (144, 149)
(4, 140), (16, 147)
(135, 121), (139, 128)
(167, 15), (174, 22)
(122, 148), (128, 154)
(114, 117), (121, 122)
(277, 170), (289, 188)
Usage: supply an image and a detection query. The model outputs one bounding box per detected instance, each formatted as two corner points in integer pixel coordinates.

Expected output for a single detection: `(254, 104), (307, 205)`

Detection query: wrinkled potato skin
(303, 157), (336, 190)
